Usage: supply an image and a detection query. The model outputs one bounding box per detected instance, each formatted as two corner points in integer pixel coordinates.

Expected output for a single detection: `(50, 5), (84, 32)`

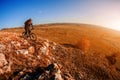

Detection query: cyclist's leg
(25, 30), (27, 35)
(28, 29), (31, 35)
(26, 27), (29, 36)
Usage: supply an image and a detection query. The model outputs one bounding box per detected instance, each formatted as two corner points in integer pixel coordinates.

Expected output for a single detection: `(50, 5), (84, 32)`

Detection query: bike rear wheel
(22, 32), (28, 39)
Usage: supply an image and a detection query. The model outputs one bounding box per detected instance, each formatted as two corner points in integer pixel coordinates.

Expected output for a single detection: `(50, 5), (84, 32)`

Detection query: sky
(0, 0), (120, 31)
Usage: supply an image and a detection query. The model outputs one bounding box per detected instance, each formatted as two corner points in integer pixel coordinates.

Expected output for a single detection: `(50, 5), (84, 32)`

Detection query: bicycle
(22, 29), (37, 41)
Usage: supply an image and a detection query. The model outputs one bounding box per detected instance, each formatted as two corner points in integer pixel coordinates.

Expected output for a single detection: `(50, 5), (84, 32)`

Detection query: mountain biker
(24, 18), (34, 35)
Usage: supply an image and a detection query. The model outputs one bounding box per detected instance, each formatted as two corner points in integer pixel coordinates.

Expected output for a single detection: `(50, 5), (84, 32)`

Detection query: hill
(0, 23), (120, 80)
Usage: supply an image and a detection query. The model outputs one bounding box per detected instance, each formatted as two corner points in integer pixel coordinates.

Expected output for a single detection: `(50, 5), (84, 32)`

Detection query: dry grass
(1, 23), (120, 59)
(105, 53), (117, 65)
(76, 37), (90, 53)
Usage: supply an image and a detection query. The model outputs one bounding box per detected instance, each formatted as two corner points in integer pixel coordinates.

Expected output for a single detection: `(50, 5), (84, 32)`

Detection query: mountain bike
(22, 29), (37, 41)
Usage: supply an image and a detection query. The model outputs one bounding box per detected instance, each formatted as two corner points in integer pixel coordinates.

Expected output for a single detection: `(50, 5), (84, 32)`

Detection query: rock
(23, 40), (29, 45)
(0, 44), (6, 52)
(0, 53), (8, 68)
(75, 72), (83, 80)
(38, 71), (49, 80)
(46, 63), (63, 80)
(64, 72), (75, 80)
(0, 53), (11, 74)
(0, 32), (74, 80)
(44, 41), (49, 47)
(54, 69), (63, 80)
(16, 49), (28, 55)
(11, 41), (21, 49)
(28, 46), (35, 54)
(38, 63), (64, 80)
(40, 45), (49, 55)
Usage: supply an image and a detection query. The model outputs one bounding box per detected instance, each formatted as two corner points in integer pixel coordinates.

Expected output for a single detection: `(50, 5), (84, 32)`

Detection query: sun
(108, 21), (120, 31)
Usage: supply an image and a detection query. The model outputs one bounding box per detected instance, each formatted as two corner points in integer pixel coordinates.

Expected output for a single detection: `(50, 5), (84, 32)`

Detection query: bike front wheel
(30, 33), (37, 41)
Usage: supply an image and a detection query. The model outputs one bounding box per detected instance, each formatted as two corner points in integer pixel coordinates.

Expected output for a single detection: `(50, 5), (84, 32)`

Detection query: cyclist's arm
(31, 23), (34, 29)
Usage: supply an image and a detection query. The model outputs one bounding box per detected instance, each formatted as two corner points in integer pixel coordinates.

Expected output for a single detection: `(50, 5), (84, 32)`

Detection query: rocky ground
(0, 32), (120, 80)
